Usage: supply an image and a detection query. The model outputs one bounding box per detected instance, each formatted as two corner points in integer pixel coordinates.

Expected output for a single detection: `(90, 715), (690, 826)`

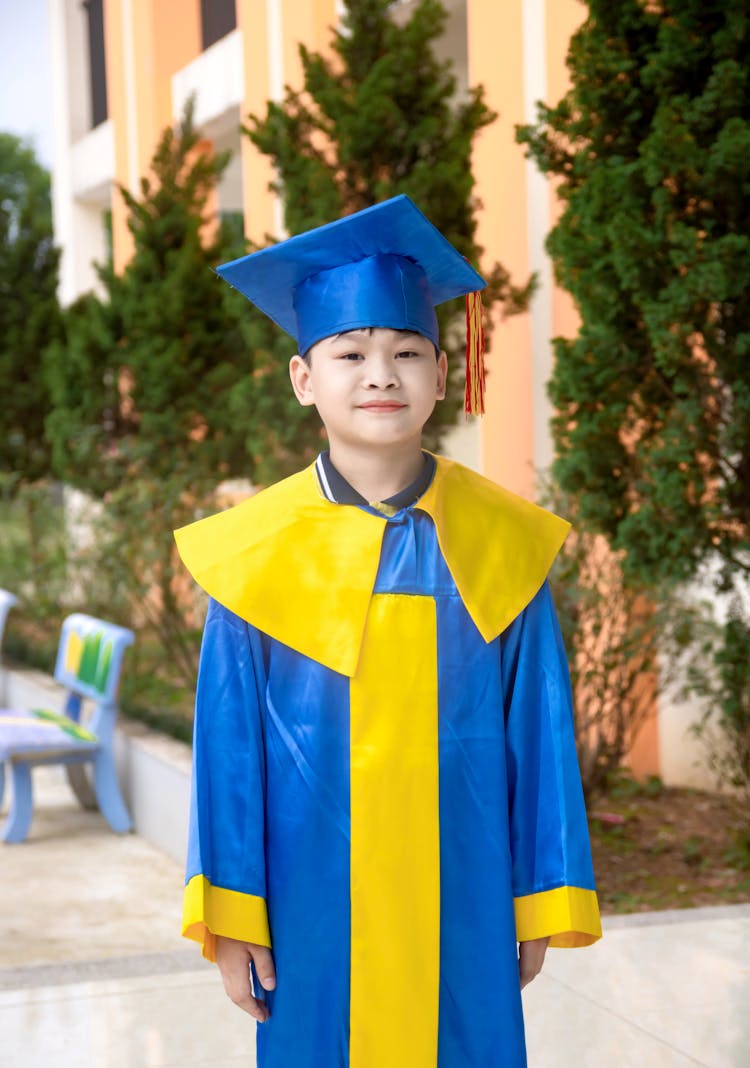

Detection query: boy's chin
(327, 428), (426, 453)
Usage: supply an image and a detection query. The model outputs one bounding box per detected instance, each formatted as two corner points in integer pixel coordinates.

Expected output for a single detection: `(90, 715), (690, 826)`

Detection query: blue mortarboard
(216, 195), (487, 413)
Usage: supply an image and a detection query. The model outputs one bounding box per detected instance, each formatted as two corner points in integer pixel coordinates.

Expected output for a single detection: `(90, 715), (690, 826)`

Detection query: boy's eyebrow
(330, 329), (371, 341)
(329, 329), (424, 343)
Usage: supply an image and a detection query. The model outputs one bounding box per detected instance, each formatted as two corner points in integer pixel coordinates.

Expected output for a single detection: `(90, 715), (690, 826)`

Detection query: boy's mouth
(358, 401), (407, 412)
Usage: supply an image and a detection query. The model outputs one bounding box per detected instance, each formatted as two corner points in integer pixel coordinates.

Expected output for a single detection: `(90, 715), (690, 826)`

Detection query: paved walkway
(1, 767), (748, 1067)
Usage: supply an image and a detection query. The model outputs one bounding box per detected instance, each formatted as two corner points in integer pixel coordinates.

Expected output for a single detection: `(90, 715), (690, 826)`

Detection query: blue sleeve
(500, 581), (601, 947)
(182, 598), (271, 960)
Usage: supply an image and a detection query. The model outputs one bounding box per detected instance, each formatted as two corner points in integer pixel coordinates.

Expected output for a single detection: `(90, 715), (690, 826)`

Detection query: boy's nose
(364, 358), (398, 389)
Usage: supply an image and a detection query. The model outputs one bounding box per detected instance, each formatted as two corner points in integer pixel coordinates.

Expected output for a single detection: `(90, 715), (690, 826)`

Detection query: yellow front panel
(349, 594), (440, 1068)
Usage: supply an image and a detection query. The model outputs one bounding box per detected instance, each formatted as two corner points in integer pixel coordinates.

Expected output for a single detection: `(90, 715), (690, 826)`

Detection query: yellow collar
(174, 456), (569, 676)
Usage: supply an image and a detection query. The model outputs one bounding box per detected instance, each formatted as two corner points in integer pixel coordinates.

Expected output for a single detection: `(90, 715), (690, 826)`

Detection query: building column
(50, 0), (106, 304)
(104, 0), (201, 271)
(467, 0), (536, 498)
(237, 0), (278, 244)
(237, 0), (337, 246)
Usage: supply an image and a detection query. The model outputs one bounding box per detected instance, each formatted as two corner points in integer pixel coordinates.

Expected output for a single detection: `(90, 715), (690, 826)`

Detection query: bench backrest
(54, 614), (135, 718)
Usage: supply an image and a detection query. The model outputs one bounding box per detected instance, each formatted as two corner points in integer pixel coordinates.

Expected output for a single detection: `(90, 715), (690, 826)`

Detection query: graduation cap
(216, 195), (487, 414)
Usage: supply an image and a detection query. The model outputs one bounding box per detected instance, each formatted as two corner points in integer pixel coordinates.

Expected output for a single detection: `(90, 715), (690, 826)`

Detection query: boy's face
(289, 328), (447, 454)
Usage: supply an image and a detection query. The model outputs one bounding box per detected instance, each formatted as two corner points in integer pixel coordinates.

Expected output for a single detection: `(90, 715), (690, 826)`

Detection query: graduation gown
(175, 454), (601, 1068)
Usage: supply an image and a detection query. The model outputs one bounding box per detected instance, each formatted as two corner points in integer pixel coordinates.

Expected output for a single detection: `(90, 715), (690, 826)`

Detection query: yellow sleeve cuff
(182, 874), (271, 962)
(514, 885), (602, 948)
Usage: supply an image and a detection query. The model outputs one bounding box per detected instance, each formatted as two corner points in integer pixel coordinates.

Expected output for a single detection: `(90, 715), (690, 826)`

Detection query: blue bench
(0, 612), (135, 843)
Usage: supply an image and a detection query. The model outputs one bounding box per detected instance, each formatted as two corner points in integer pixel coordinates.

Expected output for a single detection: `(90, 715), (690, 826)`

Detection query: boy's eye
(396, 349), (421, 359)
(337, 352), (364, 361)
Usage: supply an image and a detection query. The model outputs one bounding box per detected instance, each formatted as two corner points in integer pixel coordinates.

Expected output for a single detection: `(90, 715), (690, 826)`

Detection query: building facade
(49, 0), (712, 788)
(50, 0), (579, 493)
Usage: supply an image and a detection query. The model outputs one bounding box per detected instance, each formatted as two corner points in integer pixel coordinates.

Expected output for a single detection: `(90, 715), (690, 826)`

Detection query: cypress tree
(517, 0), (750, 591)
(246, 0), (529, 440)
(518, 1), (750, 802)
(44, 102), (322, 682)
(0, 134), (61, 486)
(45, 100), (317, 498)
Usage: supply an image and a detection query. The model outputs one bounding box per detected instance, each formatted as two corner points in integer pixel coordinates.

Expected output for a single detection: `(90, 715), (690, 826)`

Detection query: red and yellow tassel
(464, 289), (485, 416)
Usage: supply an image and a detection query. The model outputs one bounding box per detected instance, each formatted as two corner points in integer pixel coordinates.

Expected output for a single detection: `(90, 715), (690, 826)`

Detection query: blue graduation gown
(176, 456), (601, 1068)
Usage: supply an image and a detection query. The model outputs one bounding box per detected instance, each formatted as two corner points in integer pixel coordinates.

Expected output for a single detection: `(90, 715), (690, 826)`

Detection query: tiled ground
(524, 907), (750, 1067)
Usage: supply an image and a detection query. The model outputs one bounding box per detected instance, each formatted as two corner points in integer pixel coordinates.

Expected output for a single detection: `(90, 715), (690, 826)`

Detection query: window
(201, 0), (237, 50)
(83, 0), (108, 128)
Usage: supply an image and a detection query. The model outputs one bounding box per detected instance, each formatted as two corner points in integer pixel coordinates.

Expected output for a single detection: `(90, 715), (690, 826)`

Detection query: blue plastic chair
(0, 613), (135, 843)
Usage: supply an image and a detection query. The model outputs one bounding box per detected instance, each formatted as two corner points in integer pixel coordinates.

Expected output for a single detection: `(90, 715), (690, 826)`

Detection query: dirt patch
(589, 778), (750, 914)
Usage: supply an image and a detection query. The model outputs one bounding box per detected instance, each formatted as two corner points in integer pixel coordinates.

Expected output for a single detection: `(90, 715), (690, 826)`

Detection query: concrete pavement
(1, 766), (748, 1067)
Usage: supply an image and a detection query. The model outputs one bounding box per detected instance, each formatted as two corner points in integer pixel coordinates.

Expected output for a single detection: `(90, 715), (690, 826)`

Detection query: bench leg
(3, 762), (33, 843)
(66, 765), (98, 810)
(92, 751), (132, 833)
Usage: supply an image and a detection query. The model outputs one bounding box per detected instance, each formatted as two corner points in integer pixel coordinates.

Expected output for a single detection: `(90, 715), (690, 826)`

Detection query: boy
(175, 196), (601, 1068)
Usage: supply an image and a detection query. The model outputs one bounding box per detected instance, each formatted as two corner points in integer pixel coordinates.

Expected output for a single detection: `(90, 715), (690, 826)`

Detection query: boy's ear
(289, 354), (316, 406)
(436, 350), (448, 401)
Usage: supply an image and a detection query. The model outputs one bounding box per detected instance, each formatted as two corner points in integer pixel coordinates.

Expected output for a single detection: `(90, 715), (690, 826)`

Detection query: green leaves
(0, 134), (61, 484)
(45, 100), (320, 498)
(245, 0), (525, 442)
(38, 101), (325, 684)
(519, 1), (750, 590)
(522, 2), (750, 807)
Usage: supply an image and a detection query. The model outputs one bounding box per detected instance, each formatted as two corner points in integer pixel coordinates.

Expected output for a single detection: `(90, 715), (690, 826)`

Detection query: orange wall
(105, 0), (201, 271)
(467, 0), (535, 499)
(144, 0), (202, 151)
(236, 0), (338, 245)
(284, 0), (336, 83)
(103, 0), (132, 268)
(237, 0), (275, 244)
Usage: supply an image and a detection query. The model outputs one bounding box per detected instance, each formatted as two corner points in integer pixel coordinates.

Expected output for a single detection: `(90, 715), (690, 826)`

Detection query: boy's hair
(302, 327), (441, 363)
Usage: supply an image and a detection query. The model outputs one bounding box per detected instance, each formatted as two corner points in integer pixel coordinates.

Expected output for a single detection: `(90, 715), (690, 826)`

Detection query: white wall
(657, 560), (747, 790)
(50, 0), (112, 304)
